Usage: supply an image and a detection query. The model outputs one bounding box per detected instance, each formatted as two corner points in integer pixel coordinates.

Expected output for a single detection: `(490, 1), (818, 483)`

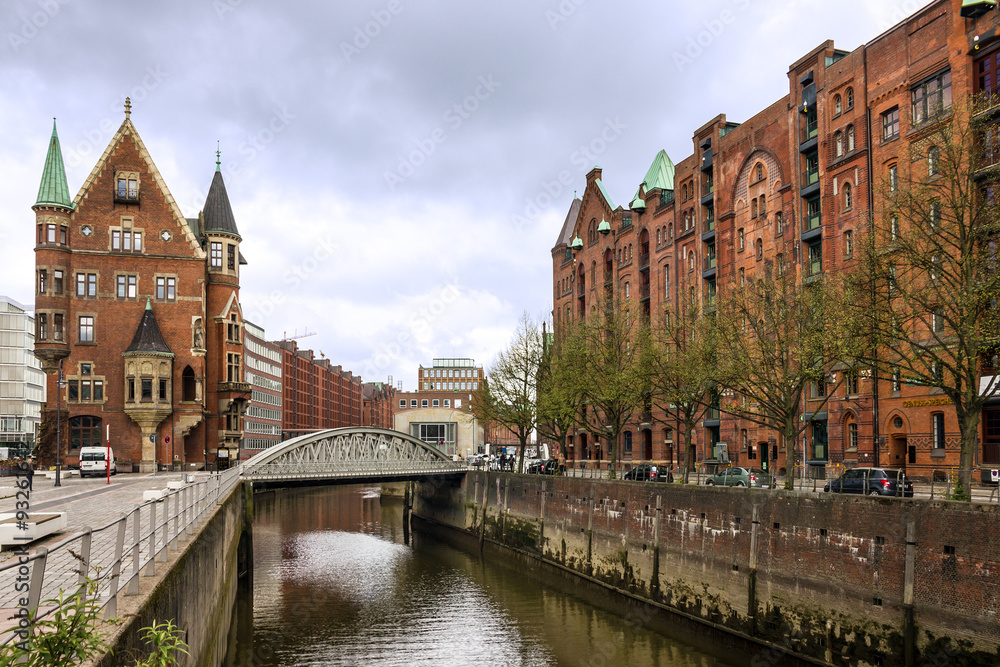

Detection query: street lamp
(55, 359), (65, 487)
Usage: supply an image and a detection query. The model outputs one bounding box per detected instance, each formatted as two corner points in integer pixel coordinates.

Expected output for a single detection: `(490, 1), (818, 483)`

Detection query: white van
(79, 446), (116, 477)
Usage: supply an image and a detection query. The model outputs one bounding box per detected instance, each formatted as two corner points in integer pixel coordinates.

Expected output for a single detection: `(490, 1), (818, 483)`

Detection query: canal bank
(413, 472), (1000, 667)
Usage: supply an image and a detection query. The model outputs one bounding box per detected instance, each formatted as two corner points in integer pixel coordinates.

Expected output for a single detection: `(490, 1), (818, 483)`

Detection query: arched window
(69, 416), (102, 450)
(751, 199), (758, 218)
(738, 228), (745, 251)
(664, 265), (670, 299)
(846, 125), (855, 152)
(759, 195), (766, 218)
(739, 267), (745, 287)
(756, 238), (763, 259)
(656, 228), (661, 244)
(928, 145), (940, 176)
(846, 87), (854, 109)
(756, 163), (764, 181)
(844, 182), (853, 209)
(834, 94), (842, 116)
(834, 131), (844, 157)
(628, 244), (633, 260)
(182, 366), (196, 401)
(668, 222), (673, 239)
(844, 229), (854, 256)
(776, 253), (784, 276)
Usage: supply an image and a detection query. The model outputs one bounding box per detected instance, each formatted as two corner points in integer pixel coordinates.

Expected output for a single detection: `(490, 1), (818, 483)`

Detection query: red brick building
(552, 0), (1000, 480)
(278, 339), (362, 439)
(362, 381), (395, 429)
(33, 103), (250, 471)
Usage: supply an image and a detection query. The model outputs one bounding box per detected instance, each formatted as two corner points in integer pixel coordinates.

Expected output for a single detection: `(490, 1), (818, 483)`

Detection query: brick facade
(278, 339), (362, 439)
(552, 0), (1000, 480)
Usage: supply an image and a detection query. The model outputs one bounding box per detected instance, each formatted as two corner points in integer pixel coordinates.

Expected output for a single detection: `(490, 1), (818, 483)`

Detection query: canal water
(230, 484), (739, 667)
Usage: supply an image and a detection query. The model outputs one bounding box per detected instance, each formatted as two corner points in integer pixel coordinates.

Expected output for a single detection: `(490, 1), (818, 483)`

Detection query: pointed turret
(125, 298), (173, 354)
(123, 300), (174, 472)
(202, 150), (241, 240)
(35, 119), (74, 211)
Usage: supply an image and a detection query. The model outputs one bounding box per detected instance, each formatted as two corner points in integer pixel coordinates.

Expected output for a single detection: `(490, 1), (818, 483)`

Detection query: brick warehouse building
(278, 339), (362, 440)
(362, 381), (395, 430)
(32, 104), (251, 472)
(552, 0), (1000, 480)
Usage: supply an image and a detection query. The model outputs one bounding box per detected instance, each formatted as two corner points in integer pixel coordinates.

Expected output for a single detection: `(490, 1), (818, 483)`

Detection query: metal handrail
(2, 466), (243, 646)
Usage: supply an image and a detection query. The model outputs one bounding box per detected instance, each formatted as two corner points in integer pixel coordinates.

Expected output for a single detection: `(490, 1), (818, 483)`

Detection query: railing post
(182, 485), (190, 541)
(170, 491), (179, 551)
(25, 547), (48, 645)
(105, 516), (128, 619)
(128, 506), (141, 594)
(77, 529), (92, 599)
(158, 498), (168, 563)
(145, 500), (157, 577)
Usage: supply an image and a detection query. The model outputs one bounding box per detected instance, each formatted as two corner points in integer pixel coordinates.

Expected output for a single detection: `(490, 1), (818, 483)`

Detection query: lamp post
(55, 359), (65, 487)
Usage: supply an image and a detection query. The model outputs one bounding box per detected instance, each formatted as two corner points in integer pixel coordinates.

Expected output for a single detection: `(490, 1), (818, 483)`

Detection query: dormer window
(210, 242), (223, 268)
(114, 171), (140, 202)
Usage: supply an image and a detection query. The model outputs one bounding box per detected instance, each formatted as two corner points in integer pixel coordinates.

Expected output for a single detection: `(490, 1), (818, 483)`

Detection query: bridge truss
(241, 427), (467, 483)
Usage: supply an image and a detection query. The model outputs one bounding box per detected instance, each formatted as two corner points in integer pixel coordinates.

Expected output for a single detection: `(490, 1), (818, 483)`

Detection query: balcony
(113, 186), (140, 205)
(802, 209), (822, 242)
(801, 164), (820, 197)
(804, 258), (823, 283)
(701, 188), (714, 205)
(638, 251), (649, 270)
(604, 271), (613, 288)
(640, 283), (650, 301)
(577, 282), (585, 298)
(703, 292), (717, 312)
(703, 254), (717, 272)
(799, 116), (818, 151)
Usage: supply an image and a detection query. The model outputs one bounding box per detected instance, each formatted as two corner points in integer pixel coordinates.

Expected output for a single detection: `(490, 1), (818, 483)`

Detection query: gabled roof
(554, 197), (582, 248)
(595, 179), (616, 211)
(73, 114), (203, 256)
(124, 299), (173, 355)
(35, 120), (74, 210)
(202, 167), (241, 239)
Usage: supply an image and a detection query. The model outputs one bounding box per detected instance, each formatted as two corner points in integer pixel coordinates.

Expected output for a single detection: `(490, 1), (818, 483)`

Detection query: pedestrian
(24, 457), (34, 491)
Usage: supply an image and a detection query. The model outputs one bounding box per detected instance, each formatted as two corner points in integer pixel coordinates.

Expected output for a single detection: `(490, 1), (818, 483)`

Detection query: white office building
(0, 297), (45, 457)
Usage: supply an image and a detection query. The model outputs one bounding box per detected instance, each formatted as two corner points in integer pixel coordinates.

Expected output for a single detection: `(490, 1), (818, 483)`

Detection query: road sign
(149, 434), (157, 443)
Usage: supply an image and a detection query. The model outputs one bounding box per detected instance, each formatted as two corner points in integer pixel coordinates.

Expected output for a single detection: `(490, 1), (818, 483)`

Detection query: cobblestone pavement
(0, 471), (226, 635)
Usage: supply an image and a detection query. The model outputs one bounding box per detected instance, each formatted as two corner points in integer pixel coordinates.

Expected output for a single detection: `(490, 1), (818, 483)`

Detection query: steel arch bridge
(241, 427), (467, 484)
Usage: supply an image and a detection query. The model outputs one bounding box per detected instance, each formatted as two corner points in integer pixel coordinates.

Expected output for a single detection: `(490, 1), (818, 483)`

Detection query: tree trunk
(957, 409), (980, 501)
(683, 424), (696, 484)
(782, 427), (796, 491)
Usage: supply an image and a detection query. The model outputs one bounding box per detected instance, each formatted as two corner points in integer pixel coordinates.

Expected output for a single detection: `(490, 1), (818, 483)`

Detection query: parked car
(704, 467), (773, 488)
(623, 464), (673, 483)
(526, 458), (558, 475)
(824, 468), (914, 497)
(79, 446), (116, 478)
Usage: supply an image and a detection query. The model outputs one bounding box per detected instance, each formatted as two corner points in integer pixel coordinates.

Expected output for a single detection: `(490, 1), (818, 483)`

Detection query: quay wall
(414, 472), (1000, 667)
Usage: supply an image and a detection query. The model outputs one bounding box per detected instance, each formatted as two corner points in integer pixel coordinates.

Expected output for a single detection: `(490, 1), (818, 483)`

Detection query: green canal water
(227, 484), (743, 667)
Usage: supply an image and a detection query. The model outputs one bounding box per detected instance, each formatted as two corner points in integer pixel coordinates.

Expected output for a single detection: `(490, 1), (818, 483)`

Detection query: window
(53, 313), (63, 341)
(111, 229), (142, 252)
(932, 306), (945, 332)
(38, 269), (47, 294)
(848, 422), (858, 450)
(776, 254), (785, 277)
(226, 353), (240, 382)
(843, 183), (853, 210)
(755, 238), (763, 260)
(930, 201), (941, 229)
(76, 273), (97, 298)
(624, 282), (630, 299)
(156, 276), (176, 301)
(663, 266), (670, 299)
(739, 267), (746, 286)
(53, 270), (63, 295)
(759, 195), (766, 218)
(928, 145), (940, 176)
(69, 416), (101, 450)
(846, 125), (855, 152)
(141, 378), (152, 401)
(775, 212), (783, 235)
(892, 367), (901, 392)
(882, 107), (899, 140)
(751, 199), (758, 218)
(834, 94), (842, 116)
(159, 378), (168, 400)
(432, 399), (440, 407)
(932, 413), (945, 449)
(116, 274), (137, 299)
(688, 250), (695, 272)
(410, 399), (417, 408)
(835, 131), (844, 157)
(227, 313), (240, 342)
(210, 242), (223, 268)
(36, 313), (47, 340)
(115, 172), (138, 200)
(756, 163), (764, 181)
(228, 244), (236, 270)
(444, 399), (451, 407)
(844, 230), (854, 257)
(399, 399), (406, 409)
(738, 228), (744, 251)
(846, 87), (854, 109)
(912, 70), (951, 126)
(668, 223), (673, 240)
(78, 316), (94, 343)
(421, 399), (428, 408)
(889, 164), (898, 192)
(847, 371), (859, 395)
(890, 216), (900, 241)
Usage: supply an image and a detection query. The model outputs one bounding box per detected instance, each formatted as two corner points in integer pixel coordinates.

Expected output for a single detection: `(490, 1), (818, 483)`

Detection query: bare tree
(536, 320), (585, 466)
(471, 313), (544, 473)
(848, 97), (1000, 499)
(714, 268), (852, 490)
(648, 294), (717, 483)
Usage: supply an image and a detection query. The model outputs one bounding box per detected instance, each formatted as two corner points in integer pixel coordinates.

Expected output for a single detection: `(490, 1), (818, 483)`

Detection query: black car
(623, 464), (673, 483)
(527, 458), (558, 475)
(824, 467), (914, 497)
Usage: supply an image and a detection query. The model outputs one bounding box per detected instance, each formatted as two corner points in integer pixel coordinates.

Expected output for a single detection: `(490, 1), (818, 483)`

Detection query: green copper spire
(145, 297), (152, 311)
(35, 119), (74, 209)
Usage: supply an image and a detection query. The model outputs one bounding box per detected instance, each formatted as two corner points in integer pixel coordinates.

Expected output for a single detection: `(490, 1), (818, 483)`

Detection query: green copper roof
(595, 179), (616, 210)
(35, 119), (74, 209)
(633, 150), (675, 205)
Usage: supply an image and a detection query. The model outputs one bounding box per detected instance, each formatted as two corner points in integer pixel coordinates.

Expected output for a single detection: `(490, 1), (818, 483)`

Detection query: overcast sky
(0, 0), (931, 390)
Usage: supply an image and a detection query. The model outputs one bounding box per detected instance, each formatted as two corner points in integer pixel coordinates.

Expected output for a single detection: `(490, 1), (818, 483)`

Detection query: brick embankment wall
(414, 472), (1000, 667)
(94, 482), (251, 667)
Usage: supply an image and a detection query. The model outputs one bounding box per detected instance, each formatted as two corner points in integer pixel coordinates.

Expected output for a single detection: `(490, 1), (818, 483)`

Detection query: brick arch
(730, 147), (786, 208)
(884, 410), (910, 435)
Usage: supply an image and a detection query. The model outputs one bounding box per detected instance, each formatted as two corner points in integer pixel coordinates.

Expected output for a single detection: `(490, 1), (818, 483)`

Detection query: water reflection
(245, 485), (734, 667)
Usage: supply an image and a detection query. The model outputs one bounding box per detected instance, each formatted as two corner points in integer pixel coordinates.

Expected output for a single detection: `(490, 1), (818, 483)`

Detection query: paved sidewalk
(0, 471), (215, 629)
